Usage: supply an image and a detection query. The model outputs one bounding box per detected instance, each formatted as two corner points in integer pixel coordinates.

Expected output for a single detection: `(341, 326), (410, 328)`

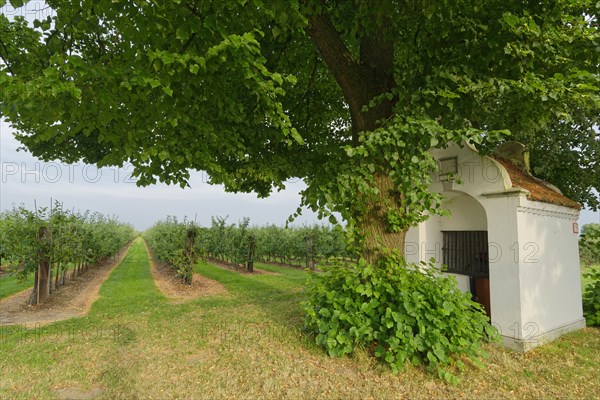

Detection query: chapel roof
(493, 157), (581, 210)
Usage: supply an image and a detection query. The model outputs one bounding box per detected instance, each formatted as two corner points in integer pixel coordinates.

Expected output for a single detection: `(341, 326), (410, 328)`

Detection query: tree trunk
(29, 226), (51, 305)
(54, 261), (61, 290)
(246, 235), (256, 273)
(305, 235), (315, 271)
(37, 258), (51, 304)
(361, 173), (407, 264)
(184, 228), (197, 285)
(307, 12), (405, 264)
(28, 268), (39, 305)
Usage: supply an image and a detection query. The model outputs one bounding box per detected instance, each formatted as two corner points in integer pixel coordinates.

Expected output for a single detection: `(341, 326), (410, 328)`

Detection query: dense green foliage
(145, 215), (351, 270)
(580, 223), (600, 267)
(197, 216), (254, 267)
(583, 266), (600, 326)
(303, 255), (499, 383)
(199, 217), (351, 267)
(0, 202), (136, 281)
(0, 1), (597, 235)
(143, 216), (189, 265)
(143, 216), (197, 283)
(255, 224), (350, 265)
(144, 217), (351, 267)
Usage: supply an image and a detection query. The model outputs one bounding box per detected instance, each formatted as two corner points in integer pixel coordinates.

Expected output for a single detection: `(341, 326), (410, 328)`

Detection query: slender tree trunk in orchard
(29, 226), (51, 305)
(28, 268), (39, 305)
(37, 258), (51, 304)
(247, 234), (256, 273)
(184, 228), (197, 285)
(306, 13), (407, 264)
(54, 261), (61, 290)
(305, 235), (315, 270)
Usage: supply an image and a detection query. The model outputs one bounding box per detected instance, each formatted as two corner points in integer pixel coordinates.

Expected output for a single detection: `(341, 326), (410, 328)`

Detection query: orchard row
(144, 215), (352, 281)
(0, 202), (136, 304)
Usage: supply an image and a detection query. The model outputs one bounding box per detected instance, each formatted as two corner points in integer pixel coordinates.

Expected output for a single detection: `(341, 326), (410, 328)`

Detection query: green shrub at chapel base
(583, 267), (600, 326)
(303, 254), (499, 383)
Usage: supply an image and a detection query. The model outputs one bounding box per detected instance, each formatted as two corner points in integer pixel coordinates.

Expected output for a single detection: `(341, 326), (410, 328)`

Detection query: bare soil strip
(0, 243), (133, 328)
(143, 241), (228, 304)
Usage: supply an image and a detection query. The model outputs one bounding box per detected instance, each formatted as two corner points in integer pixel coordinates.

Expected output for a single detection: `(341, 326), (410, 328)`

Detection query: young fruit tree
(1, 0), (598, 377)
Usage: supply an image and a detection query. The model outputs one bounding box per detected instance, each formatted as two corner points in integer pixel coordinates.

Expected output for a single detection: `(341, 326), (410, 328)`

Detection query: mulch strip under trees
(145, 245), (228, 304)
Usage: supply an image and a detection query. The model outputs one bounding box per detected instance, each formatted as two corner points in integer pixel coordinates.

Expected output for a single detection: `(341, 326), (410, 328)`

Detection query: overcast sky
(0, 120), (323, 230)
(1, 120), (598, 231)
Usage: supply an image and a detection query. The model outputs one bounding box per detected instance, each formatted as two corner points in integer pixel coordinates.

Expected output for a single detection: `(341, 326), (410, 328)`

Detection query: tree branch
(305, 14), (357, 70)
(0, 38), (15, 75)
(305, 13), (364, 117)
(306, 12), (396, 136)
(302, 53), (320, 132)
(180, 32), (197, 54)
(359, 27), (394, 89)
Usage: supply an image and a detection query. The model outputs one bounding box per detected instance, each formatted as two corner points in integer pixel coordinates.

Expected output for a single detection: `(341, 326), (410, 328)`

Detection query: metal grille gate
(442, 231), (489, 277)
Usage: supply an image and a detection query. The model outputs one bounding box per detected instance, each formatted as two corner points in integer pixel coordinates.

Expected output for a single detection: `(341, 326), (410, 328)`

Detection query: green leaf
(162, 86), (174, 96)
(290, 128), (304, 145)
(272, 26), (280, 38)
(147, 79), (161, 88)
(176, 27), (189, 40)
(161, 53), (175, 65)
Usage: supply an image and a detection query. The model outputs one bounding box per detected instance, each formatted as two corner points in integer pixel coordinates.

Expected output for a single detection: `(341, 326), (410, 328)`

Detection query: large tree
(1, 0), (598, 261)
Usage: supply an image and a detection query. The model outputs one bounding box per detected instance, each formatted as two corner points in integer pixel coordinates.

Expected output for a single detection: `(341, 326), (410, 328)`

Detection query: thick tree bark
(306, 13), (405, 263)
(36, 258), (51, 304)
(360, 173), (407, 264)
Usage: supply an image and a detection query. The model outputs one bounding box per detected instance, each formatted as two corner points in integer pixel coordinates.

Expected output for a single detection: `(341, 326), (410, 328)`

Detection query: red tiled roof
(493, 157), (581, 210)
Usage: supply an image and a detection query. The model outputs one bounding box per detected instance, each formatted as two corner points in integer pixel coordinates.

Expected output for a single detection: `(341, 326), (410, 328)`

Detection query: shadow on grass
(193, 260), (310, 331)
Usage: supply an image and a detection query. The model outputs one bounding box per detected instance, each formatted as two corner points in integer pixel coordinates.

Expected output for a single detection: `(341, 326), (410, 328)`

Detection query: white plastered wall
(405, 142), (584, 351)
(513, 200), (584, 348)
(481, 194), (524, 345)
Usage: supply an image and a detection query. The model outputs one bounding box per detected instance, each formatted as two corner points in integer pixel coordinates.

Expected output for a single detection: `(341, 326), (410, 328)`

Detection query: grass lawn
(0, 272), (32, 299)
(0, 238), (598, 399)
